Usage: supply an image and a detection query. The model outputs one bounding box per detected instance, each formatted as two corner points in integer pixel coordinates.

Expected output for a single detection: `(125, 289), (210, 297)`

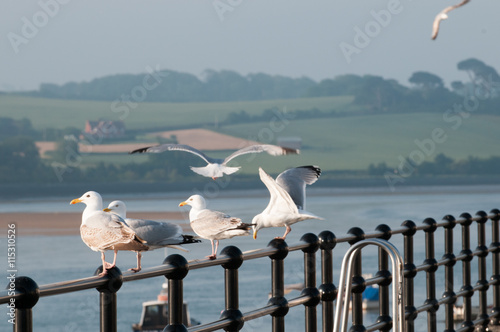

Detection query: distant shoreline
(0, 211), (189, 236)
(2, 176), (500, 199)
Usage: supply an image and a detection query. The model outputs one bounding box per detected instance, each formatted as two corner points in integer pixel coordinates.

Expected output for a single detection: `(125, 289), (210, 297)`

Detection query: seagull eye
(86, 194), (90, 197)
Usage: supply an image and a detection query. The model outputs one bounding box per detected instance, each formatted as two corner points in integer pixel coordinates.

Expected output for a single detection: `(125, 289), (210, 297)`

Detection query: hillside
(0, 95), (353, 131)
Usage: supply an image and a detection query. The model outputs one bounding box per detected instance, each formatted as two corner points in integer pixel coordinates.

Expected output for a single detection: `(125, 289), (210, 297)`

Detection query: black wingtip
(298, 165), (321, 178)
(182, 235), (202, 244)
(129, 147), (150, 154)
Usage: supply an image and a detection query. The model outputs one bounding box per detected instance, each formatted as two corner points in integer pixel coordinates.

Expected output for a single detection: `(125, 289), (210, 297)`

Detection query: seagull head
(251, 215), (263, 240)
(179, 194), (206, 210)
(70, 191), (103, 210)
(104, 200), (127, 219)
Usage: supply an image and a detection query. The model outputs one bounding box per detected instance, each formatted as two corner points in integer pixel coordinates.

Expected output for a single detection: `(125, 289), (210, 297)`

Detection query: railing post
(10, 276), (39, 332)
(375, 224), (393, 332)
(163, 254), (189, 332)
(402, 220), (418, 332)
(347, 227), (366, 332)
(459, 212), (474, 331)
(267, 239), (289, 332)
(475, 211), (490, 330)
(318, 230), (337, 332)
(490, 209), (500, 326)
(423, 218), (438, 332)
(220, 246), (244, 332)
(95, 266), (122, 332)
(442, 215), (457, 332)
(300, 233), (320, 332)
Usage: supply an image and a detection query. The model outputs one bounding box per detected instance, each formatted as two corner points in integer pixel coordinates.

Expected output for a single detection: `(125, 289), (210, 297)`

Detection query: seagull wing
(81, 212), (147, 251)
(125, 218), (187, 248)
(130, 143), (214, 164)
(275, 166), (321, 210)
(193, 210), (250, 238)
(223, 144), (299, 164)
(259, 167), (298, 215)
(432, 0), (470, 40)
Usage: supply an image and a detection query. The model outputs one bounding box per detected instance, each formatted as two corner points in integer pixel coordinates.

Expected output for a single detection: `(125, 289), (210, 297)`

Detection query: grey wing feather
(125, 218), (185, 246)
(276, 166), (321, 210)
(196, 210), (248, 235)
(130, 144), (214, 164)
(223, 144), (299, 164)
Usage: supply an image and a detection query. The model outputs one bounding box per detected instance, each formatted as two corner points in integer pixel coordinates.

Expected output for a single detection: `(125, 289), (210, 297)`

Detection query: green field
(0, 95), (353, 130)
(2, 95), (500, 174)
(217, 113), (500, 172)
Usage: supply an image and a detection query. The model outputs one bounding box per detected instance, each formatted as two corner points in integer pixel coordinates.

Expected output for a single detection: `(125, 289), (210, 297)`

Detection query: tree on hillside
(457, 58), (500, 97)
(408, 71), (444, 90)
(0, 137), (50, 183)
(353, 75), (406, 111)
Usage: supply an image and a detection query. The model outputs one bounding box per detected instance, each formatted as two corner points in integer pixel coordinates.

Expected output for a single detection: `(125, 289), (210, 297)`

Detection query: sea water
(2, 184), (500, 331)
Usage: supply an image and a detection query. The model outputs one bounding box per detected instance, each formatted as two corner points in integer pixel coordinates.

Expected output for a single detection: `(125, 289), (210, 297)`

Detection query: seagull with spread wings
(130, 143), (299, 179)
(432, 0), (470, 40)
(252, 166), (323, 240)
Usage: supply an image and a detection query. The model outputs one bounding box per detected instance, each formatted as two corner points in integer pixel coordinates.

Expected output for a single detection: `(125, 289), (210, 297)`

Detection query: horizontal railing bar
(187, 318), (232, 332)
(242, 304), (281, 321)
(287, 294), (311, 307)
(366, 319), (392, 332)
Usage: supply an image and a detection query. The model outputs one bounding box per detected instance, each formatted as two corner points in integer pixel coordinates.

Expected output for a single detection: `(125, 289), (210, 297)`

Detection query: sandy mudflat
(0, 211), (188, 236)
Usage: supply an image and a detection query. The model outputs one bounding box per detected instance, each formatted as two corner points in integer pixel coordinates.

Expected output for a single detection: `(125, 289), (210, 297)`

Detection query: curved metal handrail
(333, 239), (405, 332)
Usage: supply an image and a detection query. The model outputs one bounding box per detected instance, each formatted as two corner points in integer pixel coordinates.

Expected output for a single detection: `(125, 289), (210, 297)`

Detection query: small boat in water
(132, 283), (200, 331)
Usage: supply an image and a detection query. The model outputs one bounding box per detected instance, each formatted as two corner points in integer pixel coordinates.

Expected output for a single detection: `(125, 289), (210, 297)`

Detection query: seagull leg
(100, 252), (110, 276)
(207, 240), (218, 260)
(108, 249), (118, 269)
(275, 225), (292, 240)
(129, 252), (142, 273)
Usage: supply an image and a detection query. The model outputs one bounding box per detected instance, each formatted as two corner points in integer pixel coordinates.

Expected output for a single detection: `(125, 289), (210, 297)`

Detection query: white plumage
(179, 194), (251, 259)
(252, 166), (323, 240)
(130, 143), (299, 179)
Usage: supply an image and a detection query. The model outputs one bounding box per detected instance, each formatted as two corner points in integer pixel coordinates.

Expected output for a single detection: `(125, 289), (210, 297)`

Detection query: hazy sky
(1, 1), (499, 91)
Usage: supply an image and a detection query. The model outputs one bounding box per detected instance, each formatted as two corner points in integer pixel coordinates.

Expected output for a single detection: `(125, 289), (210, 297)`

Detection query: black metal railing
(1, 209), (499, 332)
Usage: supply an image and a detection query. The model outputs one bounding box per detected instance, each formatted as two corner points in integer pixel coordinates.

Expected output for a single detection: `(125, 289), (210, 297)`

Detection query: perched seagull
(179, 194), (252, 259)
(70, 191), (148, 276)
(432, 0), (470, 40)
(130, 143), (299, 179)
(252, 166), (323, 240)
(103, 200), (200, 272)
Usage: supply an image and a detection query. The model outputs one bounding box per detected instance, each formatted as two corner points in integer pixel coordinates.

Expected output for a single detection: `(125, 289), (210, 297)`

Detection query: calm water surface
(2, 184), (500, 331)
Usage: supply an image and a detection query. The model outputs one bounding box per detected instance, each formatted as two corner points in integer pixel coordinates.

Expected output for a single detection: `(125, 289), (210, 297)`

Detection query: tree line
(8, 58), (500, 116)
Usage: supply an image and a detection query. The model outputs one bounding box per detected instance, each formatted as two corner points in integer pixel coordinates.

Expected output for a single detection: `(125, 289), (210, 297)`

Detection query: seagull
(252, 166), (323, 240)
(179, 194), (252, 259)
(432, 0), (470, 40)
(130, 143), (299, 179)
(103, 200), (200, 272)
(70, 191), (148, 276)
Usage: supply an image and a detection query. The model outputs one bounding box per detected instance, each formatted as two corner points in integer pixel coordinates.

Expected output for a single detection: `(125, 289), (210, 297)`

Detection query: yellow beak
(70, 198), (82, 205)
(103, 208), (111, 212)
(253, 230), (257, 240)
(179, 201), (187, 207)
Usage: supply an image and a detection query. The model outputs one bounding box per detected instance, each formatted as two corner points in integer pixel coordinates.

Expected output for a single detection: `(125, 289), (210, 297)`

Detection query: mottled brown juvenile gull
(70, 191), (148, 276)
(130, 143), (299, 179)
(179, 194), (252, 259)
(432, 0), (470, 40)
(104, 200), (200, 272)
(252, 166), (323, 240)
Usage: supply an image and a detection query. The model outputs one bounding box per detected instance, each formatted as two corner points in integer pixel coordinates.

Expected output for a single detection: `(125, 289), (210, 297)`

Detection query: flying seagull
(432, 0), (470, 40)
(179, 194), (252, 259)
(103, 200), (200, 272)
(252, 166), (323, 240)
(130, 143), (299, 179)
(70, 191), (148, 276)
